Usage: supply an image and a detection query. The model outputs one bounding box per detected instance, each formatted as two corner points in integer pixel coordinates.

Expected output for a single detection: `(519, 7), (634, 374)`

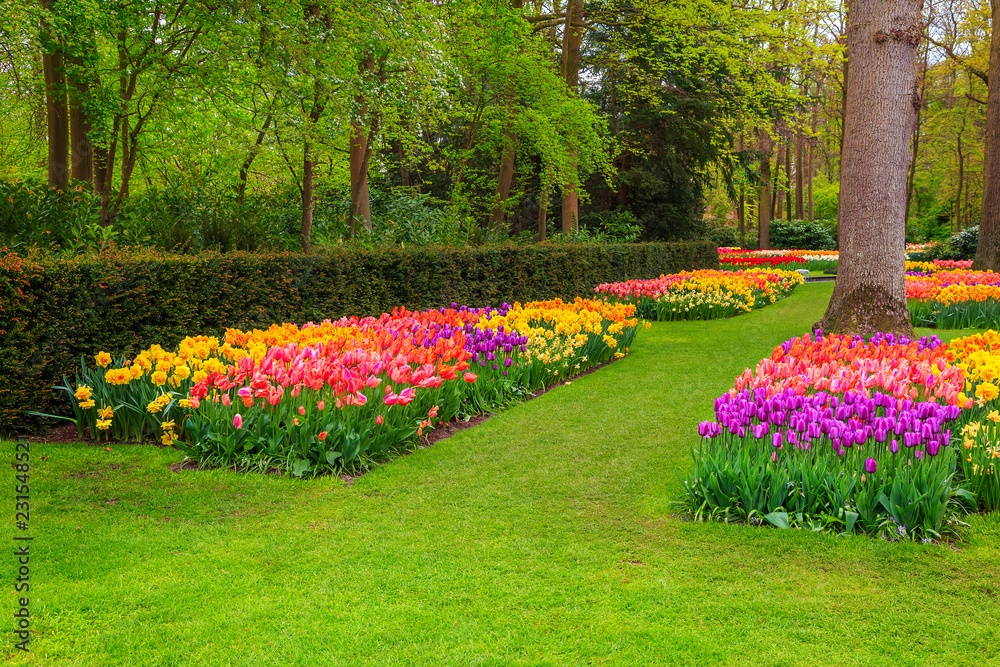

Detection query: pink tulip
(222, 394), (231, 406)
(233, 413), (243, 429)
(317, 401), (325, 411)
(298, 405), (306, 415)
(376, 415), (384, 425)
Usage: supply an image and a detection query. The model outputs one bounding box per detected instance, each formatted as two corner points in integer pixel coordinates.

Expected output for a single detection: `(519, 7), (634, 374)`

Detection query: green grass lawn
(5, 282), (1000, 665)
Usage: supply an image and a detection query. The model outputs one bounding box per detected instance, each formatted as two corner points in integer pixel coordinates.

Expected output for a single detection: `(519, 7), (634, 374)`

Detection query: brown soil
(18, 423), (163, 447)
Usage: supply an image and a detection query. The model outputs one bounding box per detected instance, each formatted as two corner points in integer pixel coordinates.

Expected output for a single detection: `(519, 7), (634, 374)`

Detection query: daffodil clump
(946, 330), (1000, 509)
(907, 269), (1000, 329)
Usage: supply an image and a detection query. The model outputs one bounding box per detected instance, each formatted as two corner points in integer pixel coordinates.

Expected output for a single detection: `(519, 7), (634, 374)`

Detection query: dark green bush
(0, 241), (718, 434)
(768, 219), (836, 250)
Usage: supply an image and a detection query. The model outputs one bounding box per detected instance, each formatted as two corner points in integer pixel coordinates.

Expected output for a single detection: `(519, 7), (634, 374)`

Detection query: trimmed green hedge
(0, 241), (717, 434)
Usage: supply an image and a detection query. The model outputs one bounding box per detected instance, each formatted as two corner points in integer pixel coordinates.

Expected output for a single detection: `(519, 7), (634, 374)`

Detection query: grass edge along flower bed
(37, 298), (643, 477)
(683, 331), (988, 542)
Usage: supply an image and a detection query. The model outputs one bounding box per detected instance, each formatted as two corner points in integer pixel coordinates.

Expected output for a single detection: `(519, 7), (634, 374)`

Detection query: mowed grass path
(5, 282), (1000, 665)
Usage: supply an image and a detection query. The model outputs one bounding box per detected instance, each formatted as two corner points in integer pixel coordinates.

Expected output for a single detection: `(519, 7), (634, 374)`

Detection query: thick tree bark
(818, 0), (918, 336)
(758, 130), (772, 249)
(39, 0), (69, 189)
(560, 0), (584, 233)
(975, 0), (1000, 269)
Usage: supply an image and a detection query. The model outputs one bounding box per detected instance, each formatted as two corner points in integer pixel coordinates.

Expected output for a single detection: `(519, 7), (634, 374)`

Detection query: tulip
(318, 431), (327, 441)
(233, 413), (243, 429)
(464, 372), (478, 383)
(298, 405), (306, 415)
(376, 415), (383, 425)
(864, 457), (877, 474)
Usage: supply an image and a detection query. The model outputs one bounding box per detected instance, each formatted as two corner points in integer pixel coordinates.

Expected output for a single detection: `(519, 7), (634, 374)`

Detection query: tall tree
(974, 0), (1000, 269)
(559, 0), (584, 232)
(818, 0), (919, 335)
(38, 0), (68, 189)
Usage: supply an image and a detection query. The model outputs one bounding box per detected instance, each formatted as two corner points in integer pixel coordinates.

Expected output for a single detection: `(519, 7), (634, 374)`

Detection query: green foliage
(683, 436), (969, 541)
(811, 181), (840, 222)
(768, 219), (836, 250)
(0, 241), (717, 434)
(700, 219), (741, 248)
(0, 179), (102, 249)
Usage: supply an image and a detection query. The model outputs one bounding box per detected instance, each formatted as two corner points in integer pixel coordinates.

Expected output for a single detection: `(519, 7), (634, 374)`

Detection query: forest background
(0, 0), (990, 254)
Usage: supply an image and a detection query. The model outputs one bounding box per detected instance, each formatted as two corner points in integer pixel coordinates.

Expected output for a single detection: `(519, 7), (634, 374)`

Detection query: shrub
(0, 241), (718, 434)
(768, 219), (836, 250)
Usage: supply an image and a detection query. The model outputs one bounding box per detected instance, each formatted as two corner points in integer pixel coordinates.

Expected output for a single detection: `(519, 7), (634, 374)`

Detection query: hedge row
(0, 241), (718, 434)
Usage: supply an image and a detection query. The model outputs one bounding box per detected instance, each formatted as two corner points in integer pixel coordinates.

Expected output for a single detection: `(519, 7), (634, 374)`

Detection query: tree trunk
(39, 0), (69, 190)
(395, 140), (410, 187)
(758, 130), (772, 249)
(350, 53), (374, 233)
(488, 0), (523, 231)
(560, 0), (584, 233)
(808, 104), (816, 221)
(785, 143), (793, 220)
(795, 134), (804, 219)
(818, 0), (918, 336)
(538, 187), (548, 242)
(974, 0), (1000, 270)
(773, 151), (782, 221)
(737, 187), (746, 248)
(93, 143), (108, 195)
(67, 53), (94, 183)
(237, 114), (272, 205)
(956, 133), (964, 233)
(302, 144), (314, 253)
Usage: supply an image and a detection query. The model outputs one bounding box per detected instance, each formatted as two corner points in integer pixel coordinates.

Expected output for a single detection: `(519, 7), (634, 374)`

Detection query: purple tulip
(890, 439), (899, 454)
(864, 457), (877, 474)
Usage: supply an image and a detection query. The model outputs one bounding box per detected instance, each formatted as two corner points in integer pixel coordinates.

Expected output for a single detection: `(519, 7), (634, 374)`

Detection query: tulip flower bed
(719, 255), (807, 269)
(45, 299), (639, 476)
(907, 269), (1000, 329)
(594, 269), (803, 321)
(685, 331), (983, 540)
(718, 248), (838, 272)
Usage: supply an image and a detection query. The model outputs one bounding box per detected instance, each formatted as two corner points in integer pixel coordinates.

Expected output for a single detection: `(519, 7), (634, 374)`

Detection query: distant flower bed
(720, 255), (807, 269)
(718, 248), (837, 272)
(684, 329), (1000, 540)
(907, 269), (1000, 329)
(595, 269), (803, 321)
(42, 299), (641, 476)
(905, 259), (974, 273)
